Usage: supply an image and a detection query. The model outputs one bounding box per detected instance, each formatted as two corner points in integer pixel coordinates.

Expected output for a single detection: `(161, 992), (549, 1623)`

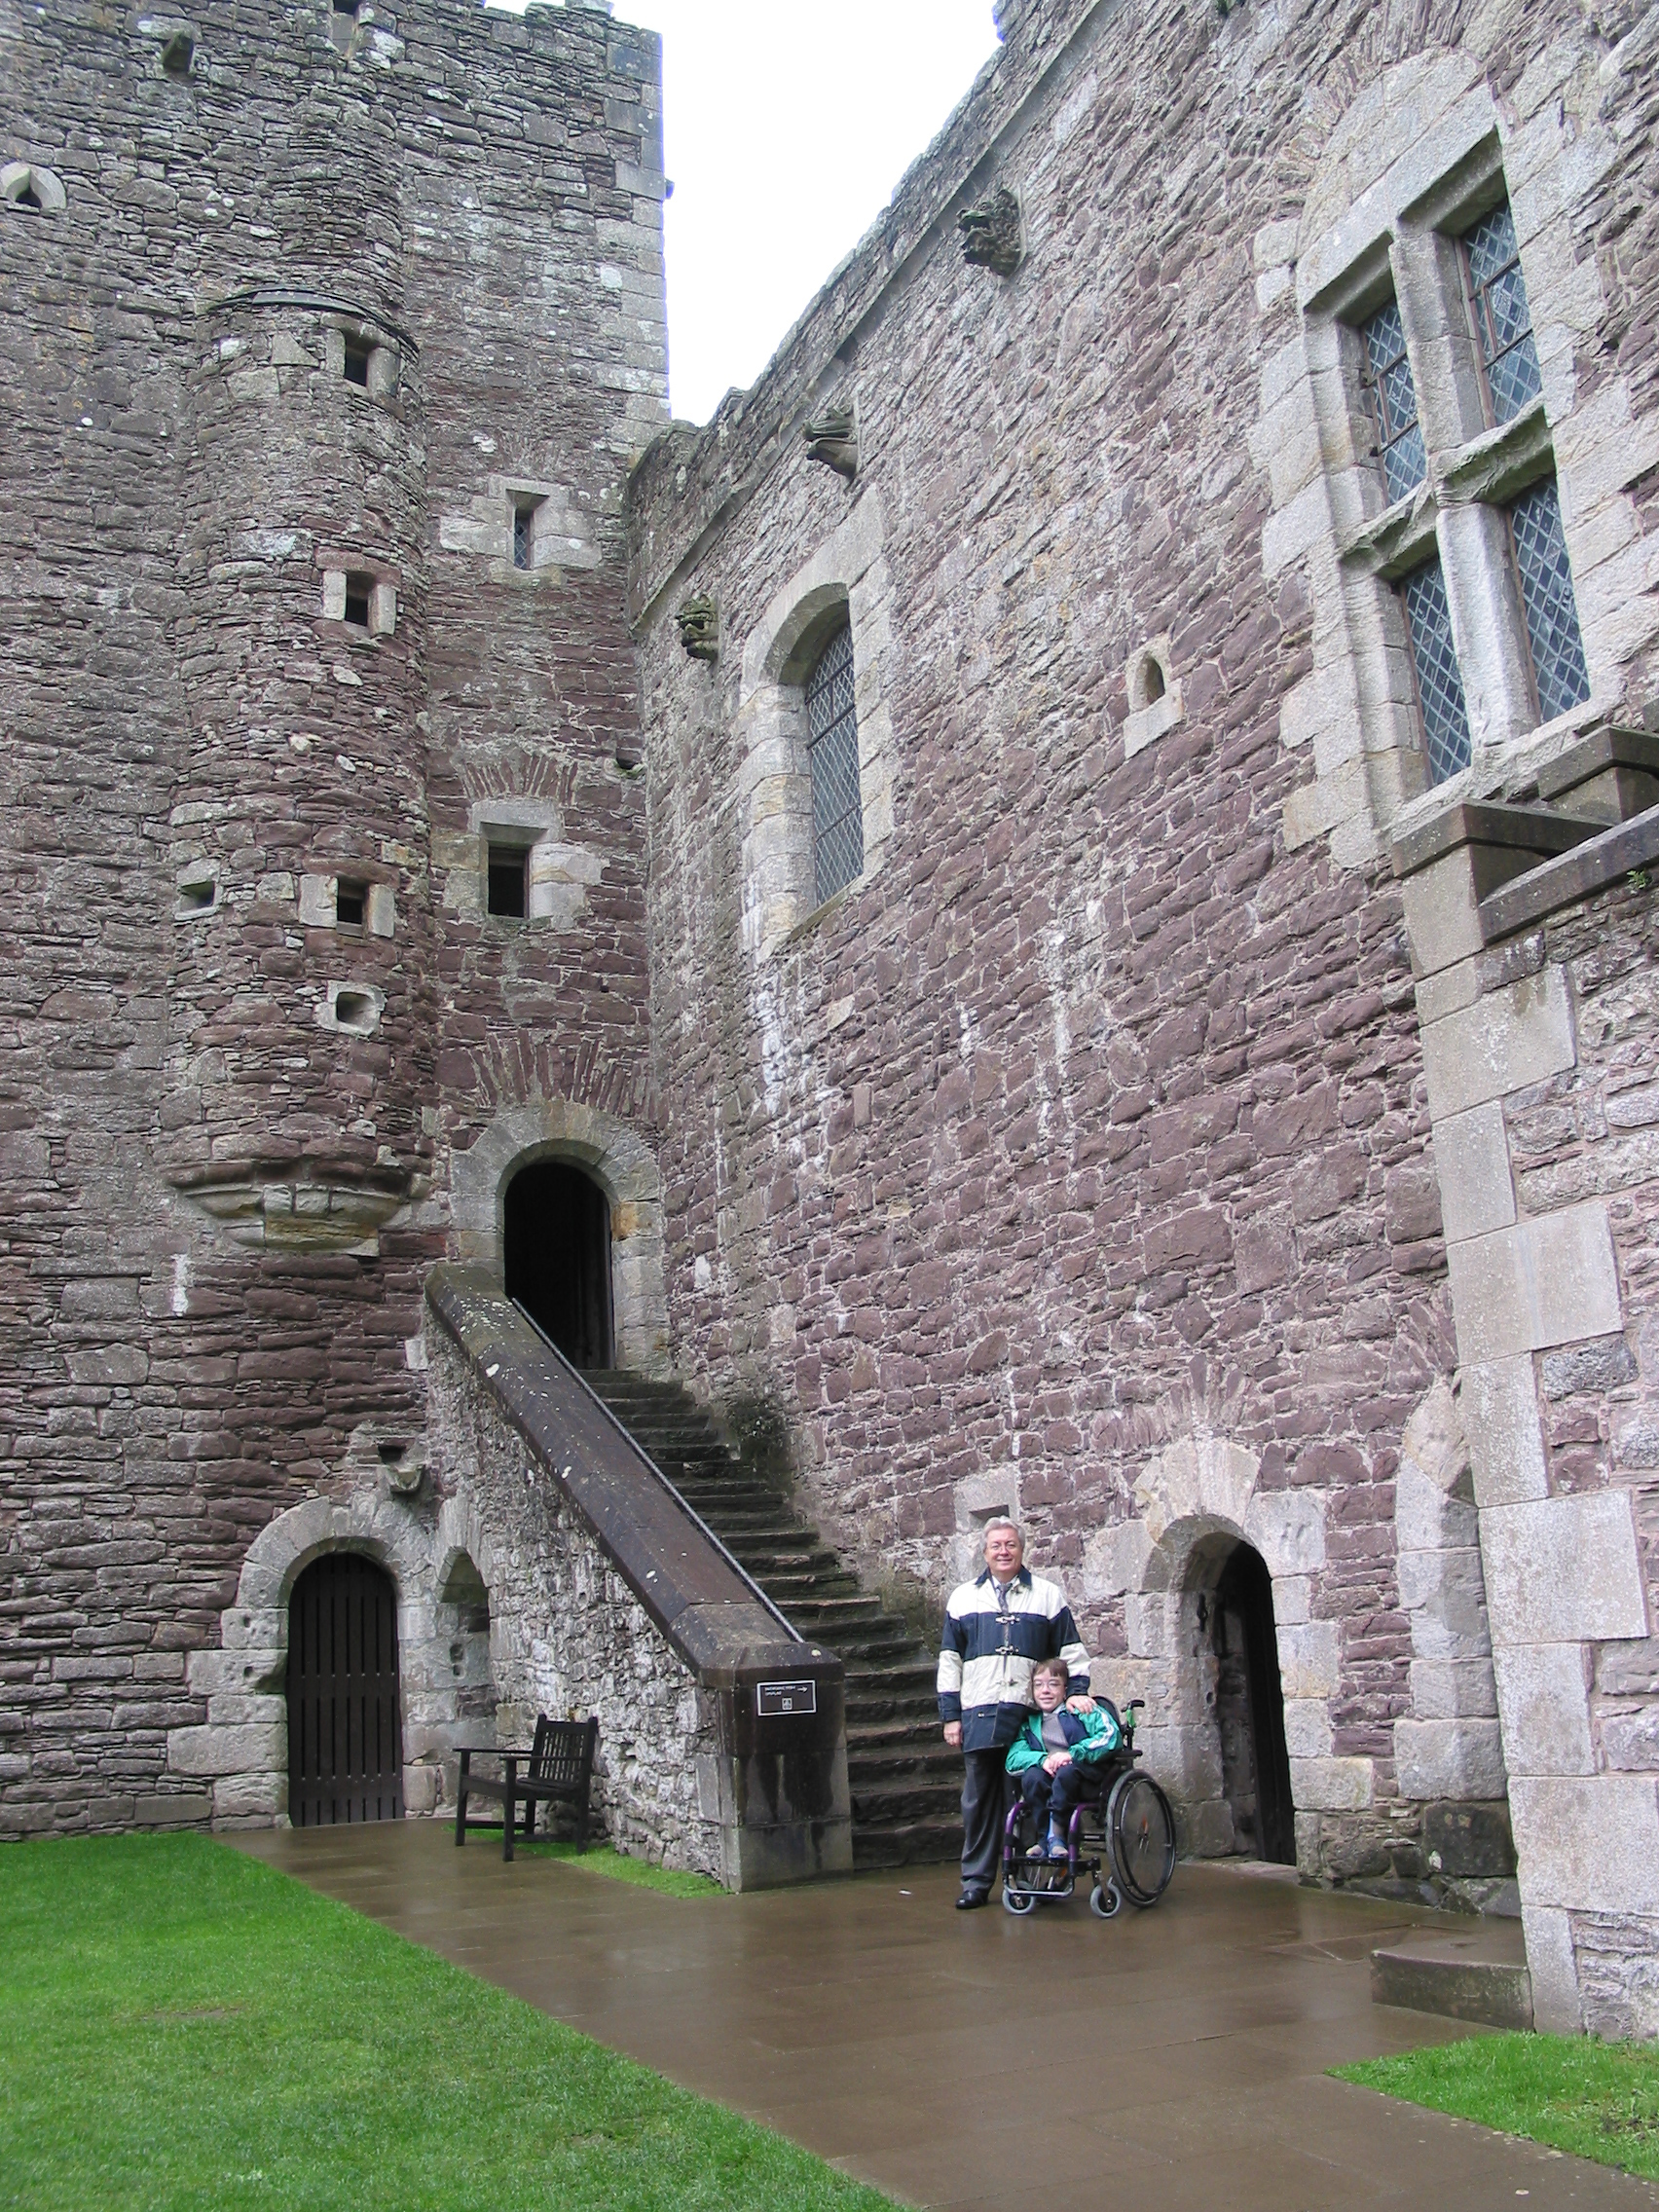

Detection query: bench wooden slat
(455, 1714), (599, 1862)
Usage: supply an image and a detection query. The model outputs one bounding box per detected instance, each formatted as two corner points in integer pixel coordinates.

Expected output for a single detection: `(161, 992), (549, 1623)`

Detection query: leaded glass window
(804, 623), (864, 903)
(1402, 558), (1472, 785)
(1360, 301), (1427, 503)
(1461, 203), (1542, 427)
(1510, 478), (1590, 725)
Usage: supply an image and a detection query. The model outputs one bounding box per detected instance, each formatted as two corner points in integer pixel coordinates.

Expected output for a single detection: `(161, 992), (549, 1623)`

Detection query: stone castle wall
(0, 0), (666, 1833)
(626, 0), (1659, 1951)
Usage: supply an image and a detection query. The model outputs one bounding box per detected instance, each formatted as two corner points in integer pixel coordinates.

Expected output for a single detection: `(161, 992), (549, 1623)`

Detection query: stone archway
(1082, 1436), (1349, 1866)
(167, 1486), (503, 1826)
(449, 1095), (670, 1375)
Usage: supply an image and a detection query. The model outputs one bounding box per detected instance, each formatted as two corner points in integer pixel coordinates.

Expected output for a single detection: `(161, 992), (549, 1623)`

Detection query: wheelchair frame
(999, 1699), (1178, 1920)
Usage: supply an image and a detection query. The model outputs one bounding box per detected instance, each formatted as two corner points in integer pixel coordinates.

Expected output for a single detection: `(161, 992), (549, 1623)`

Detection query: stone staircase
(588, 1371), (959, 1869)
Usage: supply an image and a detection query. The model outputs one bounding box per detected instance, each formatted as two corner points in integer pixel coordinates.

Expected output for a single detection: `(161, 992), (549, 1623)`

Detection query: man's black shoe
(955, 1888), (988, 1910)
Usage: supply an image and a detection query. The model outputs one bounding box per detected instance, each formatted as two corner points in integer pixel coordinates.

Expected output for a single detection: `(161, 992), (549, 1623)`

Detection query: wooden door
(286, 1553), (403, 1825)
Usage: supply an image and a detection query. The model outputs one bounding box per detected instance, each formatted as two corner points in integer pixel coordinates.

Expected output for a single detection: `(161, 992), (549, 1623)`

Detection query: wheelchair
(999, 1698), (1177, 1919)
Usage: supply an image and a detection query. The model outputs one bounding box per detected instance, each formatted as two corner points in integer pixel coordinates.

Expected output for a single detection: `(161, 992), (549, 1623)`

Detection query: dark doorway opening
(1210, 1541), (1296, 1864)
(286, 1553), (402, 1825)
(504, 1160), (613, 1368)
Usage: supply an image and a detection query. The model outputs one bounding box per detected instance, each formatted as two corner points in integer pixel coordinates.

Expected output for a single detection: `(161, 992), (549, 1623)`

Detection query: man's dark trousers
(960, 1747), (1009, 1894)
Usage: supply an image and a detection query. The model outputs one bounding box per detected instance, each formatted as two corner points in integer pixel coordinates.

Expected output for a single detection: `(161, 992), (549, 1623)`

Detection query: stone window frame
(319, 562), (396, 638)
(1, 161), (66, 213)
(298, 869), (395, 938)
(318, 980), (385, 1038)
(1305, 143), (1582, 788)
(734, 495), (897, 957)
(325, 321), (398, 402)
(1124, 634), (1185, 760)
(461, 797), (605, 932)
(435, 473), (601, 580)
(1254, 55), (1659, 868)
(173, 867), (218, 920)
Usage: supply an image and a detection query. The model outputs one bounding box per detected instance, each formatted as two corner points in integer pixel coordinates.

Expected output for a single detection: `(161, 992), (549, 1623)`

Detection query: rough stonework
(3, 0), (1658, 2020)
(625, 0), (1659, 2022)
(0, 0), (666, 1837)
(424, 1323), (723, 1878)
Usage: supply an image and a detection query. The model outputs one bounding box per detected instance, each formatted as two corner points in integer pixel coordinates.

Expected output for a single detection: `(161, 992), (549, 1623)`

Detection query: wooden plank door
(286, 1553), (403, 1825)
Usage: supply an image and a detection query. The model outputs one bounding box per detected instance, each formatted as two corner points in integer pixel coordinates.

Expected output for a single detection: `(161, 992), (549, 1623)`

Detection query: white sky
(613, 2), (1003, 424)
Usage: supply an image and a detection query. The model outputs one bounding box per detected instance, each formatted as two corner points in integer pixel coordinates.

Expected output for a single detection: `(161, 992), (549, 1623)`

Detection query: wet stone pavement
(233, 1824), (1659, 2212)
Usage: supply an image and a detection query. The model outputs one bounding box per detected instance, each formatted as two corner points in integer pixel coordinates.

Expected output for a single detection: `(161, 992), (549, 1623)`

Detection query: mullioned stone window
(1311, 159), (1589, 796)
(1253, 52), (1659, 867)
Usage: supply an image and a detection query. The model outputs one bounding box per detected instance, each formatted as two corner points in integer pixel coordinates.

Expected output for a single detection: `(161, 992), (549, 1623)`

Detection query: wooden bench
(455, 1714), (599, 1862)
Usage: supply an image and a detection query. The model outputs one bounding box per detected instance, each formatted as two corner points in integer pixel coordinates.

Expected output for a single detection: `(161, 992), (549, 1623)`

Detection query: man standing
(938, 1518), (1092, 1909)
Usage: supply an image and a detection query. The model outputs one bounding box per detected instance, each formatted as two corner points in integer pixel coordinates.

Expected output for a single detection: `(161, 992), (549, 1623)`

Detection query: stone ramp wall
(424, 1269), (853, 1889)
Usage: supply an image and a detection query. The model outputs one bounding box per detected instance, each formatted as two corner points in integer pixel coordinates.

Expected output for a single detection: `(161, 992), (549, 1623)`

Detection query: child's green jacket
(1005, 1702), (1121, 1777)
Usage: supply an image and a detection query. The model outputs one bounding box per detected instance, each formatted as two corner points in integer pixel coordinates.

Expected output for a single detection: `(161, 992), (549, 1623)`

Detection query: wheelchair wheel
(1088, 1879), (1122, 1920)
(1002, 1883), (1037, 1916)
(1106, 1768), (1176, 1906)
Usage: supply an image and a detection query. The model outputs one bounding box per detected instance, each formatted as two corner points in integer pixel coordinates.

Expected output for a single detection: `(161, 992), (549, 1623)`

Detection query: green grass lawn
(1339, 2033), (1659, 2181)
(0, 1833), (894, 2212)
(521, 1837), (727, 1899)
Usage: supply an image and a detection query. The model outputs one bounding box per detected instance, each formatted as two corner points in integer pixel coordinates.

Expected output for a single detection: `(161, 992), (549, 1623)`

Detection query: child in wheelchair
(1005, 1655), (1121, 1858)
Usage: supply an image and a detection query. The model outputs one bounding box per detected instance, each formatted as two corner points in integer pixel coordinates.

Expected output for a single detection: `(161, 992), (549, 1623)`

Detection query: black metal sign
(756, 1679), (817, 1717)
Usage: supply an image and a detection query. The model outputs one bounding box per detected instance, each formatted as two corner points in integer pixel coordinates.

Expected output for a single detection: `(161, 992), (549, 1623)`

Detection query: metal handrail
(507, 1299), (805, 1649)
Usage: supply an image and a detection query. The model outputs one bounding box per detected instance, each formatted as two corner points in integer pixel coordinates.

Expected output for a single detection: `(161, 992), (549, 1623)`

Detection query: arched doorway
(503, 1159), (613, 1368)
(286, 1553), (403, 1825)
(1206, 1540), (1295, 1863)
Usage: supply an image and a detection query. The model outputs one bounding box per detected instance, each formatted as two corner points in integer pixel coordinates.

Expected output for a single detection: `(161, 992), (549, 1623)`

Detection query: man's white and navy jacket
(937, 1567), (1091, 1751)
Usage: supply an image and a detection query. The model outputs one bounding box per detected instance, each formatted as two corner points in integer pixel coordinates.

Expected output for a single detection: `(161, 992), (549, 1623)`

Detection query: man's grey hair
(981, 1518), (1022, 1542)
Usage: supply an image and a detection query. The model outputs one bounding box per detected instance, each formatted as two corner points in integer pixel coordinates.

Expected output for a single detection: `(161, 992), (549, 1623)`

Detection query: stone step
(1370, 1925), (1532, 2031)
(848, 1746), (962, 1788)
(809, 1625), (916, 1664)
(847, 1715), (954, 1751)
(777, 1592), (887, 1622)
(722, 1544), (844, 1574)
(593, 1370), (954, 1865)
(851, 1821), (962, 1869)
(851, 1777), (965, 1828)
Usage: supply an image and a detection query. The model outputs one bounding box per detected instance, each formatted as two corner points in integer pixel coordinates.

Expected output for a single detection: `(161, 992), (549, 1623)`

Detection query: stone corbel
(803, 403), (858, 481)
(676, 593), (719, 662)
(958, 186), (1023, 276)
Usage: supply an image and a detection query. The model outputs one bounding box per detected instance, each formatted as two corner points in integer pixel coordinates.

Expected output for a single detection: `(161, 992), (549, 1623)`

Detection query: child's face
(1033, 1671), (1065, 1712)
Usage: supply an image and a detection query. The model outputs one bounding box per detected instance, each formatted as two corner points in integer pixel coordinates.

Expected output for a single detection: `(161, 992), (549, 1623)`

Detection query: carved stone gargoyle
(959, 186), (1023, 276)
(676, 593), (719, 662)
(803, 403), (858, 481)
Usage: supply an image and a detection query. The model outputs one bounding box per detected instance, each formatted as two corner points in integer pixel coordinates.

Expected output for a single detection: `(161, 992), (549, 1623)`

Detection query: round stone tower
(159, 283), (430, 1252)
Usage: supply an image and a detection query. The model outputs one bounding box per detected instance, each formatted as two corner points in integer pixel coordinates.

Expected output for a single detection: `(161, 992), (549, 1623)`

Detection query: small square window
(176, 878), (215, 915)
(335, 879), (367, 928)
(343, 339), (371, 388)
(487, 846), (528, 919)
(343, 573), (372, 628)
